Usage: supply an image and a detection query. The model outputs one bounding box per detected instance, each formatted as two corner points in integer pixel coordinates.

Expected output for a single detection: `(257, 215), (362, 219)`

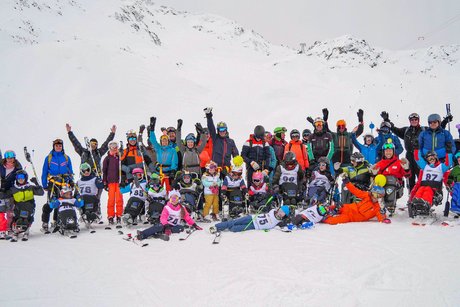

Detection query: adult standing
(40, 139), (74, 232)
(241, 125), (271, 186)
(306, 117), (334, 167)
(270, 127), (288, 165)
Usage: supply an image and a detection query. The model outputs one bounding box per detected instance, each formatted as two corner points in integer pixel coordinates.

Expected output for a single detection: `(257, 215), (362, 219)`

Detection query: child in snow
(323, 174), (389, 225)
(272, 151), (305, 206)
(172, 170), (202, 214)
(209, 205), (290, 233)
(0, 170), (44, 240)
(410, 151), (450, 207)
(220, 165), (248, 219)
(201, 161), (222, 221)
(122, 168), (148, 225)
(77, 162), (104, 225)
(288, 204), (330, 230)
(145, 173), (167, 224)
(102, 141), (124, 226)
(136, 190), (202, 240)
(49, 185), (84, 233)
(305, 157), (334, 206)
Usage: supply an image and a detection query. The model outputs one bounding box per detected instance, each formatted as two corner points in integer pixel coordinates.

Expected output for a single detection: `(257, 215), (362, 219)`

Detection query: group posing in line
(1, 107), (460, 241)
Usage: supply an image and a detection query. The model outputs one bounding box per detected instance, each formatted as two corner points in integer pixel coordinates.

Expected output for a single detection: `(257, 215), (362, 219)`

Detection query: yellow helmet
(374, 174), (387, 187)
(233, 155), (244, 167)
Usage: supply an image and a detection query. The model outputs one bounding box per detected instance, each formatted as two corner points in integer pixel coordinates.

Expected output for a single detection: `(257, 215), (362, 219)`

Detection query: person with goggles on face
(306, 113), (334, 167)
(65, 123), (116, 177)
(324, 172), (390, 225)
(40, 138), (74, 233)
(204, 107), (239, 171)
(284, 129), (309, 171)
(371, 141), (411, 186)
(417, 113), (456, 168)
(77, 162), (104, 226)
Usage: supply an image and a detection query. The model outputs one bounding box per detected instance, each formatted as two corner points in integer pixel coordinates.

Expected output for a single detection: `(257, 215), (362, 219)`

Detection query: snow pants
(215, 215), (255, 232)
(0, 198), (13, 231)
(324, 203), (373, 225)
(414, 186), (435, 205)
(203, 194), (219, 216)
(451, 183), (460, 213)
(139, 224), (184, 239)
(41, 189), (60, 223)
(107, 183), (123, 218)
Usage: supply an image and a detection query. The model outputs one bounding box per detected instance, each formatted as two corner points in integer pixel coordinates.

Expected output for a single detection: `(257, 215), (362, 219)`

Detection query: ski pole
(446, 103), (451, 132)
(24, 146), (40, 185)
(242, 195), (274, 231)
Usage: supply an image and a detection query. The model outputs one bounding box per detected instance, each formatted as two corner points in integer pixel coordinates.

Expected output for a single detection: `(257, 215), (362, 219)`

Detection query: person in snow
(102, 141), (124, 226)
(241, 125), (272, 187)
(374, 121), (403, 161)
(270, 126), (288, 165)
(284, 129), (309, 171)
(135, 190), (202, 240)
(417, 113), (456, 165)
(264, 131), (277, 184)
(201, 161), (222, 221)
(49, 185), (84, 233)
(77, 162), (104, 225)
(176, 121), (206, 175)
(120, 129), (154, 186)
(336, 152), (372, 204)
(161, 123), (182, 170)
(351, 133), (378, 165)
(145, 173), (167, 224)
(204, 107), (239, 172)
(302, 129), (312, 146)
(122, 168), (148, 225)
(371, 141), (411, 186)
(0, 150), (23, 235)
(65, 123), (116, 176)
(0, 170), (44, 240)
(209, 205), (290, 233)
(272, 151), (305, 206)
(305, 157), (334, 207)
(148, 117), (178, 192)
(447, 152), (460, 214)
(306, 114), (334, 167)
(198, 127), (213, 174)
(40, 138), (74, 233)
(323, 174), (389, 225)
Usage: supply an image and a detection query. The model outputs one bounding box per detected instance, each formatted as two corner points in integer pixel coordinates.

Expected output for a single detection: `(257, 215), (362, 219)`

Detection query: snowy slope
(1, 1), (460, 306)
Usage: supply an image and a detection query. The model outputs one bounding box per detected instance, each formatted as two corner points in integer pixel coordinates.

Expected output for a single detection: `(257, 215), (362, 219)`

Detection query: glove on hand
(250, 161), (260, 170)
(150, 117), (156, 131)
(357, 109), (364, 122)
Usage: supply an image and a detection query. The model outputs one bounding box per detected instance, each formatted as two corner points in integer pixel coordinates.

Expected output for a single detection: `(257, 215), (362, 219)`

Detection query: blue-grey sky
(155, 0), (460, 50)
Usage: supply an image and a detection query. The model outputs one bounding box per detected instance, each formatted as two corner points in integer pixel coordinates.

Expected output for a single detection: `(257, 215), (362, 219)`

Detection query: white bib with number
(279, 165), (299, 185)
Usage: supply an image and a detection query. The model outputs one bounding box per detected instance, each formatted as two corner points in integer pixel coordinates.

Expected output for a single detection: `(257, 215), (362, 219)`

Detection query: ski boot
(22, 230), (30, 241)
(41, 222), (50, 234)
(116, 216), (122, 229)
(211, 213), (220, 222)
(10, 233), (18, 242)
(209, 226), (217, 234)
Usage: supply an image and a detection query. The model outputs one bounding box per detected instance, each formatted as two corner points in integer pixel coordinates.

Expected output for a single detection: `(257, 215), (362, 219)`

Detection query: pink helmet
(132, 168), (144, 175)
(252, 171), (264, 182)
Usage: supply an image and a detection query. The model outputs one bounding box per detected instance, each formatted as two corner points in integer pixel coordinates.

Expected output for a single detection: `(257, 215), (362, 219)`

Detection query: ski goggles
(317, 205), (328, 216)
(108, 142), (119, 150)
(408, 113), (420, 121)
(382, 143), (394, 150)
(16, 173), (26, 180)
(81, 167), (91, 173)
(128, 137), (137, 141)
(318, 162), (327, 167)
(4, 151), (16, 159)
(371, 192), (384, 199)
(253, 178), (262, 184)
(53, 139), (63, 145)
(291, 133), (300, 138)
(217, 127), (227, 132)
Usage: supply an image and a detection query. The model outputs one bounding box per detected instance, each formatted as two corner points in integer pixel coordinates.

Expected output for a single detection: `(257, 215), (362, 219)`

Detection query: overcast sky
(155, 0), (460, 50)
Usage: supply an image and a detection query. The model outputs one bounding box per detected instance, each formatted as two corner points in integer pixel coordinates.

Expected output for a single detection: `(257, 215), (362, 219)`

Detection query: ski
(105, 226), (112, 230)
(122, 233), (148, 247)
(118, 230), (124, 235)
(212, 232), (221, 244)
(10, 234), (18, 242)
(179, 228), (196, 241)
(40, 228), (51, 235)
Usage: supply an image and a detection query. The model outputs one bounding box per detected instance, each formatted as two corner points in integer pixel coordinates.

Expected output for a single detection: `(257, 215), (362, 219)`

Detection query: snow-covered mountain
(1, 1), (460, 306)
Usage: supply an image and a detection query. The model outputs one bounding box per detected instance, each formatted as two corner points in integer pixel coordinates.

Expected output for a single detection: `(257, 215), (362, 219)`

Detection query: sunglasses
(4, 151), (15, 159)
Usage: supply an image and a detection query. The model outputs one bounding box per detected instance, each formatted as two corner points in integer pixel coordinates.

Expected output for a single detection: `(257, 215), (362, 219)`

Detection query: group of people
(1, 106), (459, 241)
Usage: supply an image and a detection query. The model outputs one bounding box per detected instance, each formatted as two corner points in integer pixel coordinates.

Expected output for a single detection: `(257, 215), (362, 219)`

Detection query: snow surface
(1, 1), (460, 306)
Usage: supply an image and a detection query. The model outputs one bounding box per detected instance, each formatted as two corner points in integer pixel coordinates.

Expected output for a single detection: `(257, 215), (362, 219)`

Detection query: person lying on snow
(209, 205), (291, 233)
(323, 173), (390, 225)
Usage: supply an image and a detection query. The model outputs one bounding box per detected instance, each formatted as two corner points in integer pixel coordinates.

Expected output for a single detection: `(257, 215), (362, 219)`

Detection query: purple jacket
(102, 152), (120, 184)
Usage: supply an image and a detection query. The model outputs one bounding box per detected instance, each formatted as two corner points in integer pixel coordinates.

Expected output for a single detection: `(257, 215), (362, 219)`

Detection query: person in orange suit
(324, 174), (390, 225)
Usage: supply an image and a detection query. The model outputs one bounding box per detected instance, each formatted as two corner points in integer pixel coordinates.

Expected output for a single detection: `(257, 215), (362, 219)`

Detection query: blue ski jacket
(351, 134), (378, 164)
(41, 151), (74, 189)
(149, 131), (178, 173)
(418, 127), (456, 162)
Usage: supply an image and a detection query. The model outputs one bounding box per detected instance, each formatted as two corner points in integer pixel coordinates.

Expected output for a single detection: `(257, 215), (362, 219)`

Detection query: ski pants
(203, 194), (219, 216)
(0, 198), (13, 231)
(215, 215), (255, 232)
(407, 152), (420, 192)
(139, 224), (184, 239)
(324, 203), (374, 225)
(414, 186), (435, 205)
(107, 183), (124, 218)
(41, 188), (60, 223)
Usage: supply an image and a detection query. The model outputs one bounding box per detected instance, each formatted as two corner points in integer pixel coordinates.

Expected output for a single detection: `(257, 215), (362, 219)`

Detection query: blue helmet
(455, 152), (460, 159)
(370, 186), (385, 197)
(280, 205), (290, 216)
(185, 133), (196, 143)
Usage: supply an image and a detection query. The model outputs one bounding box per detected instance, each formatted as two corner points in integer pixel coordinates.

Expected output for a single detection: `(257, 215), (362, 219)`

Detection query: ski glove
(357, 109), (364, 122)
(30, 177), (39, 186)
(456, 123), (460, 129)
(139, 124), (145, 134)
(150, 117), (156, 131)
(195, 123), (204, 133)
(250, 161), (260, 170)
(306, 116), (314, 124)
(380, 111), (390, 122)
(177, 119), (183, 130)
(382, 218), (391, 224)
(203, 107), (213, 116)
(400, 158), (410, 170)
(192, 223), (203, 230)
(322, 108), (329, 121)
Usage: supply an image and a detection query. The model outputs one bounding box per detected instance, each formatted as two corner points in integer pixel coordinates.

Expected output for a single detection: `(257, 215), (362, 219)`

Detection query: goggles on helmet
(16, 173), (26, 180)
(53, 139), (63, 145)
(408, 113), (420, 120)
(4, 151), (16, 159)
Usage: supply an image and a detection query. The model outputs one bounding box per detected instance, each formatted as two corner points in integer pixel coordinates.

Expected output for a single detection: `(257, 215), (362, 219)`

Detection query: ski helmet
(317, 156), (330, 166)
(455, 152), (460, 159)
(254, 125), (265, 140)
(370, 185), (385, 198)
(60, 185), (73, 197)
(205, 161), (218, 171)
(408, 113), (420, 120)
(363, 134), (374, 142)
(425, 151), (438, 161)
(279, 205), (290, 217)
(15, 170), (28, 185)
(182, 171), (192, 184)
(264, 131), (273, 141)
(3, 150), (16, 159)
(108, 141), (119, 150)
(314, 117), (324, 125)
(231, 165), (243, 176)
(53, 139), (63, 147)
(290, 129), (300, 138)
(382, 141), (395, 151)
(283, 151), (297, 163)
(166, 127), (176, 134)
(302, 129), (311, 139)
(379, 122), (391, 134)
(132, 168), (144, 176)
(185, 133), (196, 143)
(80, 162), (92, 174)
(427, 114), (441, 124)
(350, 152), (365, 163)
(126, 129), (137, 140)
(149, 173), (161, 187)
(168, 190), (181, 205)
(273, 126), (287, 135)
(336, 119), (346, 127)
(252, 171), (264, 183)
(216, 122), (228, 132)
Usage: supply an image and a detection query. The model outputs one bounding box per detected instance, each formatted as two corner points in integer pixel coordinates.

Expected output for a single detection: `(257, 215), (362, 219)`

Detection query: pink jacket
(160, 202), (195, 226)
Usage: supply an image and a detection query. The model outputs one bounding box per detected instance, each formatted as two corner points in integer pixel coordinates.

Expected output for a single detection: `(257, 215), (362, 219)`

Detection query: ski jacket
(160, 202), (195, 226)
(270, 138), (288, 164)
(50, 197), (84, 209)
(351, 134), (378, 164)
(284, 139), (309, 170)
(1, 182), (44, 203)
(177, 129), (206, 174)
(267, 145), (277, 171)
(418, 127), (456, 162)
(41, 150), (73, 189)
(199, 137), (213, 168)
(343, 182), (385, 222)
(201, 172), (222, 195)
(330, 130), (355, 165)
(149, 131), (178, 173)
(206, 114), (239, 168)
(102, 152), (120, 185)
(447, 165), (460, 185)
(391, 124), (424, 153)
(121, 144), (153, 171)
(413, 159), (449, 190)
(374, 156), (410, 181)
(307, 130), (334, 163)
(241, 134), (272, 171)
(67, 131), (114, 174)
(340, 161), (371, 190)
(77, 174), (104, 196)
(375, 133), (403, 160)
(0, 160), (23, 192)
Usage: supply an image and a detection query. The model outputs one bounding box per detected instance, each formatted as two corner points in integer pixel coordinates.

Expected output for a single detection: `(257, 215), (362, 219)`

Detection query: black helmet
(427, 114), (441, 124)
(254, 125), (265, 140)
(350, 152), (365, 163)
(425, 151), (438, 161)
(15, 170), (28, 185)
(290, 129), (300, 138)
(302, 129), (312, 138)
(284, 151), (297, 163)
